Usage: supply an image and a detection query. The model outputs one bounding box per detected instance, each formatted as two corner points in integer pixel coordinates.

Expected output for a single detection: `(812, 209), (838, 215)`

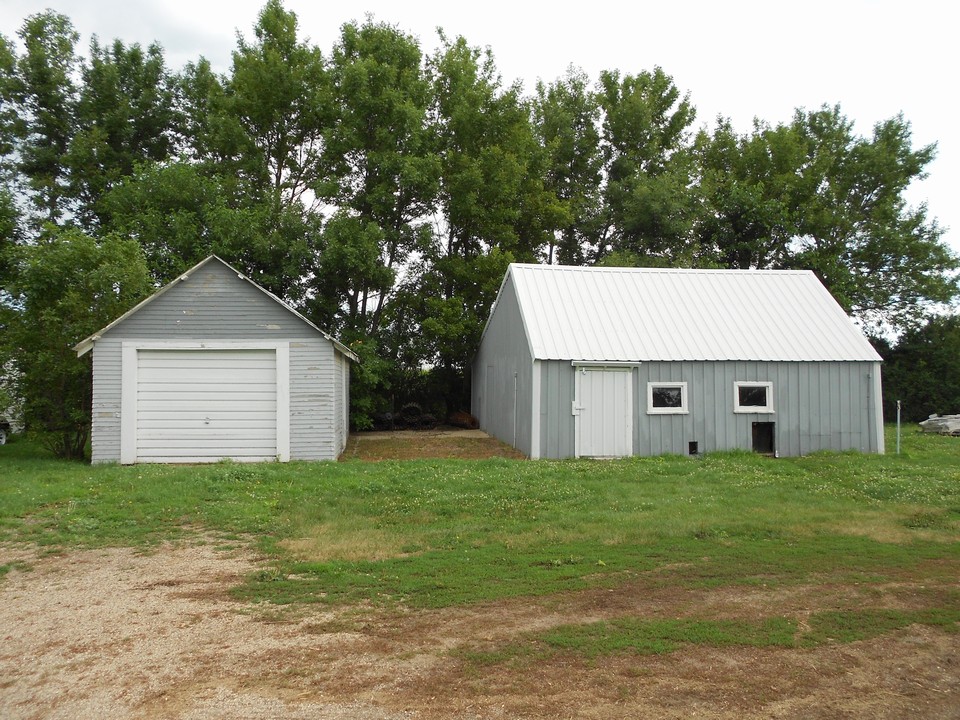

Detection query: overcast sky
(3, 0), (957, 255)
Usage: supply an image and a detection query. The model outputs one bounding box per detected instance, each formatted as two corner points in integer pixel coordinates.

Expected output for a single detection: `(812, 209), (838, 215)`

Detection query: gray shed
(76, 255), (358, 464)
(472, 264), (884, 459)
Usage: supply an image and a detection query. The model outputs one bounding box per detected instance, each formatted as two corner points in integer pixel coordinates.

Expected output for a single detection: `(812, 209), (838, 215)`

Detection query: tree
(312, 18), (439, 337)
(0, 188), (18, 285)
(1, 230), (153, 458)
(173, 0), (328, 301)
(403, 34), (562, 411)
(0, 33), (19, 177)
(66, 37), (181, 228)
(100, 161), (284, 285)
(877, 315), (960, 422)
(6, 12), (79, 226)
(533, 67), (602, 265)
(226, 0), (328, 208)
(788, 107), (957, 330)
(695, 106), (959, 331)
(694, 119), (803, 269)
(596, 67), (698, 263)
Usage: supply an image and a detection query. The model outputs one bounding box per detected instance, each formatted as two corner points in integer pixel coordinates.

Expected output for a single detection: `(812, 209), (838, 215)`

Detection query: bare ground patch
(341, 428), (525, 462)
(1, 541), (958, 719)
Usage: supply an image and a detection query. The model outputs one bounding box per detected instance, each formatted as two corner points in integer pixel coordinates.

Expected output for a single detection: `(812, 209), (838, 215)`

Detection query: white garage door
(136, 349), (278, 463)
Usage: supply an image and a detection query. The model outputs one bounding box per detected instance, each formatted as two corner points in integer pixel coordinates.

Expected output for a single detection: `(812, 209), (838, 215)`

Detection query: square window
(653, 387), (683, 408)
(739, 385), (768, 407)
(648, 382), (688, 414)
(734, 381), (774, 413)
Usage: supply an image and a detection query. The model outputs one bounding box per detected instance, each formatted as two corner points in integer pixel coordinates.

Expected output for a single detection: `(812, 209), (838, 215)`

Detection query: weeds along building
(472, 264), (884, 459)
(76, 256), (357, 464)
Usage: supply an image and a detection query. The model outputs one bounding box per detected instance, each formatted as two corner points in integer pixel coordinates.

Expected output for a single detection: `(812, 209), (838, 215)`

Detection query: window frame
(733, 381), (775, 414)
(647, 381), (689, 415)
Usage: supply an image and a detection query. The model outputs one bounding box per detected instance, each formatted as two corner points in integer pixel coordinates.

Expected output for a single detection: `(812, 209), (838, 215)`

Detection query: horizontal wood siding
(107, 261), (318, 340)
(289, 339), (335, 460)
(91, 261), (348, 463)
(91, 339), (122, 463)
(334, 351), (349, 455)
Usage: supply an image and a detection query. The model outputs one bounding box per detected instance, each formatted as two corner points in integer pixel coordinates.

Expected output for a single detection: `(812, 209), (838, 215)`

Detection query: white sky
(3, 0), (957, 256)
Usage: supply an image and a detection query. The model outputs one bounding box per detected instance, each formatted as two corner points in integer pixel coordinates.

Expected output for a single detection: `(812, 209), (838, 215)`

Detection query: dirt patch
(1, 541), (958, 719)
(342, 428), (525, 462)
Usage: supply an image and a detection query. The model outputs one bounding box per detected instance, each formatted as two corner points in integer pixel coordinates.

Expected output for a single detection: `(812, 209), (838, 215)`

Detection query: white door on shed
(574, 367), (633, 458)
(136, 349), (278, 463)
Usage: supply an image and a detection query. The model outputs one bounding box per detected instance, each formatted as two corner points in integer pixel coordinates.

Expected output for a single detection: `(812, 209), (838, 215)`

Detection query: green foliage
(1, 230), (152, 458)
(6, 11), (79, 225)
(597, 67), (698, 263)
(311, 19), (437, 337)
(67, 37), (181, 228)
(0, 34), (19, 169)
(341, 332), (392, 431)
(696, 107), (959, 329)
(0, 187), (18, 283)
(533, 67), (602, 265)
(1, 2), (958, 429)
(878, 315), (960, 421)
(226, 0), (328, 205)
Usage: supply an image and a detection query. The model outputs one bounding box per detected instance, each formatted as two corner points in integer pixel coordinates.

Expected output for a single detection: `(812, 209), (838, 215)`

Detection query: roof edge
(509, 263), (815, 276)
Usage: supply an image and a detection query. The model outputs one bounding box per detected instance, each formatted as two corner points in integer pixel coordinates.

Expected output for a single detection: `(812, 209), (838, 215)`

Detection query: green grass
(458, 616), (800, 666)
(801, 607), (960, 646)
(1, 427), (958, 616)
(456, 607), (960, 667)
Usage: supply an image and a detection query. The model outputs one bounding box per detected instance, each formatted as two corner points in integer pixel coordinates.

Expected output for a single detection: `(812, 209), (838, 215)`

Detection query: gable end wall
(91, 261), (345, 462)
(471, 275), (534, 455)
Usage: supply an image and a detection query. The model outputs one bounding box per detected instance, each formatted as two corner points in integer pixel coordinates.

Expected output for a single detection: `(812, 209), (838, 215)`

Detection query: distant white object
(919, 414), (960, 435)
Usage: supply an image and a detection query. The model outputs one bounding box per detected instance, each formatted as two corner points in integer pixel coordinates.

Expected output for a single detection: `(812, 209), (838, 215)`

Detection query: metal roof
(504, 264), (882, 362)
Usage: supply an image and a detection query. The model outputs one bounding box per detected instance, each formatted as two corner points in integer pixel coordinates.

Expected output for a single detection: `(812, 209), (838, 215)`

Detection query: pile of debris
(918, 414), (960, 435)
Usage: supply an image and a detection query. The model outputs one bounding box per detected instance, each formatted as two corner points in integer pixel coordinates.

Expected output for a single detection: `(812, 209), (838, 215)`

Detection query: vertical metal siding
(537, 361), (575, 459)
(632, 361), (877, 457)
(528, 360), (881, 460)
(472, 276), (534, 455)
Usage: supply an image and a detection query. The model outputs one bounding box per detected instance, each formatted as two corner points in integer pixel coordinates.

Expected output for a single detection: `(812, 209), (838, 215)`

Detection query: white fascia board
(571, 361), (643, 367)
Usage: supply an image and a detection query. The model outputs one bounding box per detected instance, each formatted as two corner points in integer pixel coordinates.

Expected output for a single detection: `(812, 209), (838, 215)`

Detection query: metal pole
(896, 400), (901, 455)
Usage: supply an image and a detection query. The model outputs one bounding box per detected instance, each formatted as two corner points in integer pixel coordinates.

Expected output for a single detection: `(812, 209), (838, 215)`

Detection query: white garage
(76, 256), (357, 464)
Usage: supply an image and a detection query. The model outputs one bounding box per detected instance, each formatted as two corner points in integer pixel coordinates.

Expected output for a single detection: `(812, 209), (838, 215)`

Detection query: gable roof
(500, 263), (881, 363)
(75, 255), (358, 362)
